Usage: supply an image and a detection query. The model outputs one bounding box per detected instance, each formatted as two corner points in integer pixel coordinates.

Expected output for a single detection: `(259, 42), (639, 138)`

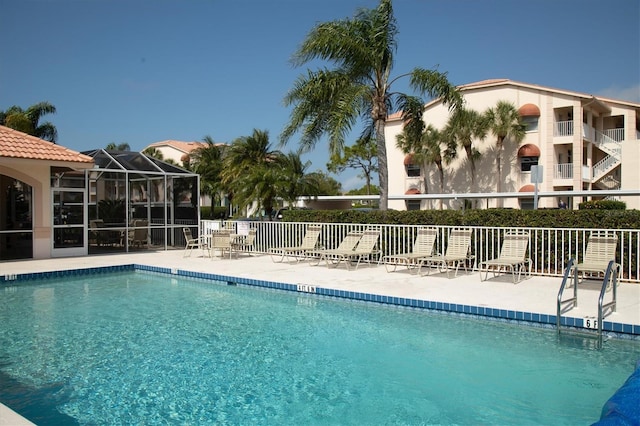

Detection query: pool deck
(2, 249), (639, 329)
(1, 250), (640, 426)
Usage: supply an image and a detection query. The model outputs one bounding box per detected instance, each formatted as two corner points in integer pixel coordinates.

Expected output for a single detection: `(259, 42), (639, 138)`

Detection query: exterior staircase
(591, 130), (621, 185)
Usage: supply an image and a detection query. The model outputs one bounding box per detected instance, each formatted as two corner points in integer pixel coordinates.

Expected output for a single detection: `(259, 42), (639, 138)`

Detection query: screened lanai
(81, 149), (199, 254)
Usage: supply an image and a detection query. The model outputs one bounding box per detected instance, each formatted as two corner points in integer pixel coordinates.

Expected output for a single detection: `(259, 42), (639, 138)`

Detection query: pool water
(1, 271), (638, 425)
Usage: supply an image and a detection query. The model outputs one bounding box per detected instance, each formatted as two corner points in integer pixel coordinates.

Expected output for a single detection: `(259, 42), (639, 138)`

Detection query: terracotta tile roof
(146, 140), (208, 153)
(0, 125), (93, 163)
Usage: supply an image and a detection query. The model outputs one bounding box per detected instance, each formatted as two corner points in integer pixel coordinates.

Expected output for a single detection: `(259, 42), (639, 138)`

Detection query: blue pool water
(1, 271), (639, 425)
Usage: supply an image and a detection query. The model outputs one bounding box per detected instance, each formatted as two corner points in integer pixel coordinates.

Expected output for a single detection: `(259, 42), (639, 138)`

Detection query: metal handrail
(556, 258), (577, 333)
(597, 260), (619, 347)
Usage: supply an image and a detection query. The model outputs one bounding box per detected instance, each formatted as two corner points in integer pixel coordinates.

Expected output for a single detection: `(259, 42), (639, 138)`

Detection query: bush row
(282, 208), (640, 230)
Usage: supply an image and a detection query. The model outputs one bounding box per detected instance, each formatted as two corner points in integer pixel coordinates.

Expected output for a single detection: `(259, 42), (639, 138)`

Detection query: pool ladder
(556, 258), (618, 348)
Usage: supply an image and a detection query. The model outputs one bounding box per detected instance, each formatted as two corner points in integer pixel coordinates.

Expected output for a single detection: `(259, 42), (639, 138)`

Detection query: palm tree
(281, 0), (462, 211)
(444, 107), (488, 193)
(105, 142), (131, 151)
(0, 101), (58, 142)
(142, 147), (164, 160)
(277, 152), (321, 207)
(222, 129), (283, 218)
(190, 136), (226, 212)
(396, 124), (447, 209)
(485, 101), (526, 206)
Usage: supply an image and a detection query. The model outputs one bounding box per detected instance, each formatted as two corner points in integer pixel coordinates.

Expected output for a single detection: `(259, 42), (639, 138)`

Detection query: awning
(518, 103), (541, 117)
(404, 153), (416, 166)
(405, 188), (421, 195)
(517, 144), (541, 157)
(519, 184), (535, 192)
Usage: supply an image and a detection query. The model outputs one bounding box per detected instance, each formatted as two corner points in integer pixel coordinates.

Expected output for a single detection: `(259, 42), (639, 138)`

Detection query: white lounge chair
(313, 230), (381, 270)
(419, 228), (473, 278)
(479, 231), (531, 283)
(383, 228), (438, 273)
(269, 224), (323, 263)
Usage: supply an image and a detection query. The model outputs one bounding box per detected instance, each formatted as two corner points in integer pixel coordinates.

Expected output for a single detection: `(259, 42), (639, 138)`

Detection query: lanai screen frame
(83, 149), (200, 252)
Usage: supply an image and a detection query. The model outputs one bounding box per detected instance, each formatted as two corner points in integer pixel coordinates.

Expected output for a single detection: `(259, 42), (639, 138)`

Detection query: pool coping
(3, 263), (639, 339)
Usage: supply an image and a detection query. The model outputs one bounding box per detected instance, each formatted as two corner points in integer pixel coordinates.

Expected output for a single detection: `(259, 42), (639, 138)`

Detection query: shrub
(578, 200), (626, 210)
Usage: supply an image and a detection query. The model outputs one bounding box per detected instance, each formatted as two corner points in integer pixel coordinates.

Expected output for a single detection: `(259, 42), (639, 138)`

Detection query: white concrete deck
(2, 249), (639, 329)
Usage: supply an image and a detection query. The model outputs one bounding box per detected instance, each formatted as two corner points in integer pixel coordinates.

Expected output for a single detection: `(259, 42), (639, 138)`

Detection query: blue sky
(1, 0), (638, 191)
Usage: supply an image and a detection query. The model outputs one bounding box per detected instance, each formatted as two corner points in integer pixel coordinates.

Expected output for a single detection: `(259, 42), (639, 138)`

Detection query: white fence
(198, 220), (640, 283)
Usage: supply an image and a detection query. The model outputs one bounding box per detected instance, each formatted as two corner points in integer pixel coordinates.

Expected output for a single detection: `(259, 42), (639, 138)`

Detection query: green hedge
(578, 200), (626, 210)
(281, 208), (640, 229)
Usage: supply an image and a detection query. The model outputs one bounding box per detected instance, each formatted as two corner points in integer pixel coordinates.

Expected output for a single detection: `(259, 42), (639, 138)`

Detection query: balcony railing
(554, 163), (573, 179)
(603, 128), (625, 142)
(200, 220), (640, 283)
(554, 120), (574, 137)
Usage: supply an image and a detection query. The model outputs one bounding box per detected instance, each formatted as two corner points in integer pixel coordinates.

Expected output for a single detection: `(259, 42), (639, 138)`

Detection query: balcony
(554, 163), (573, 180)
(553, 120), (574, 137)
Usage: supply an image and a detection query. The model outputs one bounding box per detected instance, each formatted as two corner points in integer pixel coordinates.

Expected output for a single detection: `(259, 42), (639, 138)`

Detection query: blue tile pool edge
(3, 263), (638, 340)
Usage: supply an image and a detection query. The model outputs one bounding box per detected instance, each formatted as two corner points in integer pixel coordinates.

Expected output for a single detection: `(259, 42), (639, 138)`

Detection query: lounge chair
(313, 230), (381, 270)
(209, 229), (234, 259)
(572, 231), (619, 286)
(419, 228), (473, 278)
(269, 224), (323, 263)
(183, 227), (207, 257)
(231, 229), (257, 256)
(478, 231), (531, 283)
(383, 228), (438, 273)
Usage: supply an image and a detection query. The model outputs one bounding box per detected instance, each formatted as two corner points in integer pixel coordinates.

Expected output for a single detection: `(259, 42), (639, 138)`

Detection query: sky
(1, 0), (638, 191)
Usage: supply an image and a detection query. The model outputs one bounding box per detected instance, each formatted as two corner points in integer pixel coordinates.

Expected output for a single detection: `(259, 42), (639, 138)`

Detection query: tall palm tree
(485, 100), (526, 206)
(190, 136), (226, 211)
(396, 124), (447, 209)
(444, 107), (488, 192)
(0, 101), (58, 142)
(281, 0), (462, 210)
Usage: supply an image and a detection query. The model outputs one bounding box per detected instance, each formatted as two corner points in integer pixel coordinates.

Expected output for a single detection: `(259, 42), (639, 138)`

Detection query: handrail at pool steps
(597, 260), (619, 348)
(557, 258), (619, 348)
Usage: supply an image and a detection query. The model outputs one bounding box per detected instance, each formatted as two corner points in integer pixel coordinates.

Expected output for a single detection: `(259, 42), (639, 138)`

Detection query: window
(406, 200), (421, 211)
(406, 164), (420, 177)
(520, 156), (538, 172)
(522, 116), (538, 132)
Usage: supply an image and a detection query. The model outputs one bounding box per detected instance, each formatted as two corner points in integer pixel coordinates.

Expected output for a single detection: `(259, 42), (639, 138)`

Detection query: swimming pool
(1, 270), (638, 425)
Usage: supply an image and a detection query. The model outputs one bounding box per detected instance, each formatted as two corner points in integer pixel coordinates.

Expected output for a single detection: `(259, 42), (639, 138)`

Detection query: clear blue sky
(1, 0), (638, 190)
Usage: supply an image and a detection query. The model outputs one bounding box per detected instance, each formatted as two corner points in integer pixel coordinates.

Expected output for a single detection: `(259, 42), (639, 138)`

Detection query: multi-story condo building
(384, 79), (640, 210)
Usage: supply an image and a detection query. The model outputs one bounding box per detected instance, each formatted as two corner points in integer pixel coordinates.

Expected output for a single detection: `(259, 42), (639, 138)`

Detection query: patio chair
(231, 229), (257, 256)
(383, 227), (438, 273)
(418, 228), (473, 278)
(478, 231), (532, 283)
(269, 224), (323, 263)
(128, 219), (149, 248)
(183, 227), (207, 257)
(209, 229), (234, 259)
(313, 230), (381, 270)
(572, 231), (619, 286)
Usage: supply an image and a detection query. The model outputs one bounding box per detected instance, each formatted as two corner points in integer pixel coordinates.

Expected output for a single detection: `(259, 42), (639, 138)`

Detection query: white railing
(603, 128), (625, 142)
(592, 155), (620, 180)
(200, 220), (640, 283)
(554, 163), (573, 179)
(594, 130), (622, 158)
(554, 120), (574, 137)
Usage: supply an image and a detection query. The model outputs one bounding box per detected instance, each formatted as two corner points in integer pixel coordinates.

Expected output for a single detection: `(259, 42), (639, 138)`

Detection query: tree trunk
(496, 136), (504, 208)
(375, 118), (388, 210)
